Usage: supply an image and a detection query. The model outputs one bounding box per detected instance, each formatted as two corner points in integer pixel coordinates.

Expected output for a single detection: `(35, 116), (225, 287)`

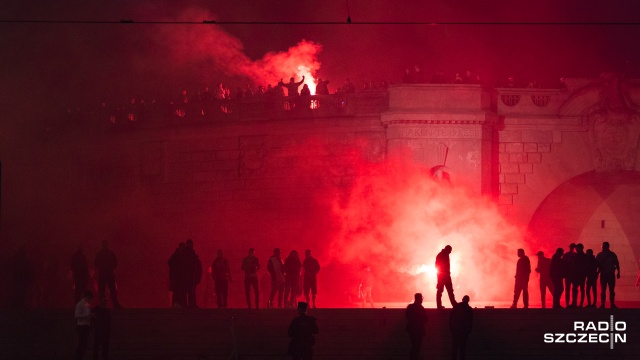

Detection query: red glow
(158, 7), (322, 90)
(329, 155), (528, 303)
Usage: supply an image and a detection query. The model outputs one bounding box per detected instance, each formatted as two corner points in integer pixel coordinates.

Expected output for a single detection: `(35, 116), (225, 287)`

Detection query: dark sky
(2, 0), (640, 155)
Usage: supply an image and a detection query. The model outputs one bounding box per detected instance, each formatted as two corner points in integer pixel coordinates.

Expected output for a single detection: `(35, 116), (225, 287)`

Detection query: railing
(93, 92), (390, 131)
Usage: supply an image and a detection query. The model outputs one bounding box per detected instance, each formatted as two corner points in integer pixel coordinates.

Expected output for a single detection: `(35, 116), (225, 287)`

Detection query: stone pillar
(382, 85), (498, 195)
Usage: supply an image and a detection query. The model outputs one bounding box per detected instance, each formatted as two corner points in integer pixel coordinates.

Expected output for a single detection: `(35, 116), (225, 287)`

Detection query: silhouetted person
(511, 248), (531, 308)
(268, 248), (285, 308)
(571, 243), (588, 307)
(71, 245), (91, 303)
(585, 249), (598, 307)
(406, 293), (428, 360)
(182, 239), (202, 308)
(95, 240), (121, 308)
(341, 78), (356, 94)
(303, 249), (321, 309)
(315, 79), (330, 95)
(287, 302), (318, 360)
(284, 250), (302, 308)
(359, 265), (374, 308)
(549, 248), (565, 308)
(435, 245), (456, 309)
(279, 76), (305, 97)
(211, 249), (232, 308)
(75, 290), (93, 360)
(241, 248), (260, 309)
(596, 241), (620, 308)
(92, 297), (111, 360)
(450, 295), (473, 360)
(534, 251), (553, 308)
(562, 243), (577, 307)
(168, 242), (186, 307)
(300, 84), (311, 97)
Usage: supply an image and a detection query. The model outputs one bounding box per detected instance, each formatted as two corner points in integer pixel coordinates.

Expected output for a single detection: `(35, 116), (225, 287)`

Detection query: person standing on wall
(241, 248), (260, 309)
(534, 251), (553, 308)
(549, 248), (565, 309)
(435, 245), (457, 309)
(303, 249), (321, 309)
(511, 248), (531, 309)
(596, 241), (621, 308)
(211, 249), (232, 308)
(95, 240), (122, 309)
(267, 248), (285, 308)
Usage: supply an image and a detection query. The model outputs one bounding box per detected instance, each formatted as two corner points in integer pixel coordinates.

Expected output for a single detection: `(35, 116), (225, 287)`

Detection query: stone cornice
(381, 111), (499, 125)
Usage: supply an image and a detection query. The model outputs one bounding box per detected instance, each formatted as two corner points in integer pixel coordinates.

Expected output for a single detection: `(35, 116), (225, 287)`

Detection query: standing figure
(435, 245), (457, 309)
(406, 293), (428, 360)
(268, 248), (286, 308)
(95, 240), (121, 308)
(74, 290), (93, 360)
(287, 302), (318, 360)
(562, 243), (577, 307)
(303, 249), (321, 309)
(284, 250), (302, 308)
(92, 297), (111, 360)
(549, 248), (565, 308)
(572, 243), (588, 307)
(71, 245), (91, 303)
(359, 265), (374, 308)
(211, 249), (232, 308)
(585, 249), (598, 307)
(241, 248), (260, 309)
(315, 79), (330, 95)
(450, 295), (473, 360)
(511, 248), (531, 309)
(278, 76), (306, 97)
(534, 251), (553, 308)
(596, 241), (621, 308)
(168, 242), (186, 307)
(182, 239), (202, 308)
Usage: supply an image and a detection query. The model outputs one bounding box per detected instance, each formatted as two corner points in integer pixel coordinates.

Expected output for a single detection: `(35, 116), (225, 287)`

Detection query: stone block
(524, 143), (538, 153)
(510, 153), (526, 163)
(505, 143), (524, 153)
(498, 153), (510, 163)
(538, 144), (551, 153)
(499, 173), (505, 184)
(499, 130), (523, 142)
(504, 173), (525, 184)
(519, 163), (533, 173)
(498, 143), (506, 153)
(500, 163), (520, 173)
(498, 194), (513, 205)
(501, 183), (518, 194)
(522, 131), (553, 143)
(528, 153), (542, 163)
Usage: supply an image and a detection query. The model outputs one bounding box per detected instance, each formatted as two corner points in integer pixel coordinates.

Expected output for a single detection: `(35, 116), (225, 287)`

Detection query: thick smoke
(156, 7), (321, 92)
(329, 155), (528, 303)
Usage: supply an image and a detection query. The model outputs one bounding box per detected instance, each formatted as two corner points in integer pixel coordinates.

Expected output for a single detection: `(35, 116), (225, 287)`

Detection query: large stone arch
(527, 170), (640, 301)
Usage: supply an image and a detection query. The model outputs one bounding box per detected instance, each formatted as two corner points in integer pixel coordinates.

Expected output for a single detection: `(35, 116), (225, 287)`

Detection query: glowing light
(330, 155), (527, 302)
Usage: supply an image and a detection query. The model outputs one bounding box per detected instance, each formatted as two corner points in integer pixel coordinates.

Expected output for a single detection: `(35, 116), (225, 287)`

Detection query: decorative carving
(531, 95), (551, 107)
(501, 94), (521, 107)
(588, 74), (640, 172)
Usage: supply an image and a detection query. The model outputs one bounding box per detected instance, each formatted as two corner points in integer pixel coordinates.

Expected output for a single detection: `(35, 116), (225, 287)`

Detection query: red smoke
(328, 155), (528, 303)
(156, 7), (321, 91)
